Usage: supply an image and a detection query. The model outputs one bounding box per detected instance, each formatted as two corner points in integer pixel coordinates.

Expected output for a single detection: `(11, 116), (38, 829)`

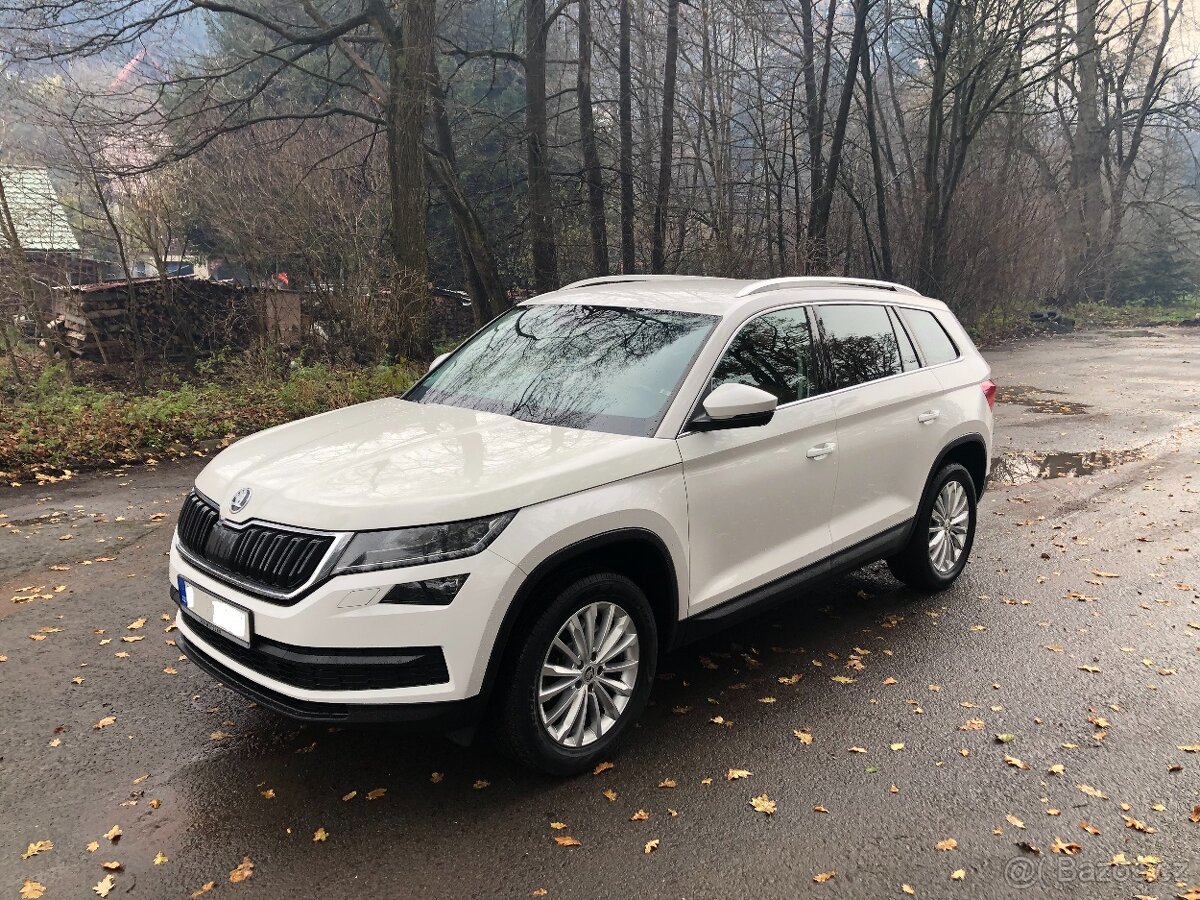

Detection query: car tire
(887, 462), (977, 591)
(493, 572), (658, 776)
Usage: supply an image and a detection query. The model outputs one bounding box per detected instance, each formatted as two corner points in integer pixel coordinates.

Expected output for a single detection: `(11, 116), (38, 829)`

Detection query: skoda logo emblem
(230, 487), (252, 514)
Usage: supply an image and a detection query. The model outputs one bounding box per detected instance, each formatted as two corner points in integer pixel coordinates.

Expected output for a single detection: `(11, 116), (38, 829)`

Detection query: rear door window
(899, 308), (959, 365)
(816, 304), (904, 390)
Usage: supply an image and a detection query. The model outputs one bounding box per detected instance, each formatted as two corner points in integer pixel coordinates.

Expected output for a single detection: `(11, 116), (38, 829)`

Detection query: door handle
(917, 410), (941, 424)
(806, 442), (837, 459)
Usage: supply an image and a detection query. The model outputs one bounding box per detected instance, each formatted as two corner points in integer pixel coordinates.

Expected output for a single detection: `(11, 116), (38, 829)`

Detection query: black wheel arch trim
(903, 433), (986, 545)
(478, 527), (681, 707)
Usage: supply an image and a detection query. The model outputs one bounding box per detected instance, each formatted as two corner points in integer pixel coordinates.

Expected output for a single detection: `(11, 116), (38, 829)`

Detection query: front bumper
(169, 537), (525, 714)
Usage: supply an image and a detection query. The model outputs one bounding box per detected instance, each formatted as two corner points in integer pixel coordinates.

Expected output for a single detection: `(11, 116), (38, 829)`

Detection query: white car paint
(170, 275), (992, 716)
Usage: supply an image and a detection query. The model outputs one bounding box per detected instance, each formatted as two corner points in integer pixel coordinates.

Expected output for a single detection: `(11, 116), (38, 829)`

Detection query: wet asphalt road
(2, 327), (1198, 900)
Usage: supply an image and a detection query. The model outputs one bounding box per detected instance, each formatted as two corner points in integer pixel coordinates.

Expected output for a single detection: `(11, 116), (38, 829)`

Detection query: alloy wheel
(538, 601), (640, 748)
(928, 479), (970, 575)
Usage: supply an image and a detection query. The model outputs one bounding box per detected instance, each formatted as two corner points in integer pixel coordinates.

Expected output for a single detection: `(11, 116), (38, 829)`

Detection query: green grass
(0, 358), (421, 483)
(1065, 296), (1200, 328)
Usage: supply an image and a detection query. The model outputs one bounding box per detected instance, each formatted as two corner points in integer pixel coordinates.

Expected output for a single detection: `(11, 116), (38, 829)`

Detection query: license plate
(178, 577), (253, 647)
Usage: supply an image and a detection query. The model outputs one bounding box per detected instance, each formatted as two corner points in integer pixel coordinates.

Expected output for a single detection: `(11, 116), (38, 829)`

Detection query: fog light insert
(381, 575), (468, 606)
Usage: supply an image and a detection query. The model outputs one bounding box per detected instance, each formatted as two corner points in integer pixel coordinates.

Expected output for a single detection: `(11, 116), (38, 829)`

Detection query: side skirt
(672, 520), (913, 648)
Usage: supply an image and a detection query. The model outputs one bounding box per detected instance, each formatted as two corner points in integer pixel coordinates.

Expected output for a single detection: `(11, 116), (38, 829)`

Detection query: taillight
(981, 379), (997, 409)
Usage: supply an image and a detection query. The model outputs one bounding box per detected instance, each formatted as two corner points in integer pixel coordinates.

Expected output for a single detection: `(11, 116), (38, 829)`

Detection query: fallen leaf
(1122, 815), (1157, 834)
(631, 809), (650, 821)
(890, 742), (905, 751)
(104, 825), (121, 842)
(19, 881), (45, 900)
(1190, 805), (1200, 824)
(658, 778), (677, 789)
(549, 822), (567, 830)
(127, 618), (147, 630)
(726, 768), (752, 780)
(553, 836), (581, 847)
(94, 716), (116, 730)
(154, 852), (168, 865)
(643, 839), (659, 854)
(366, 788), (387, 800)
(593, 761), (614, 775)
(473, 779), (490, 790)
(935, 838), (958, 851)
(794, 730), (813, 744)
(902, 885), (915, 896)
(812, 871), (836, 883)
(313, 827), (329, 842)
(1006, 815), (1025, 829)
(750, 794), (776, 815)
(831, 675), (856, 684)
(230, 855), (255, 881)
(950, 869), (966, 881)
(1077, 784), (1108, 799)
(261, 789), (276, 799)
(1004, 755), (1029, 770)
(602, 788), (617, 801)
(848, 746), (868, 754)
(1079, 820), (1101, 835)
(93, 874), (115, 898)
(1050, 836), (1081, 855)
(190, 882), (216, 898)
(430, 772), (444, 783)
(86, 841), (99, 853)
(21, 840), (53, 860)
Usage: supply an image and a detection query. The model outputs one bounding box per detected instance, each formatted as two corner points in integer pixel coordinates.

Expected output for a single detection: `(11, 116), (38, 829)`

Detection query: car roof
(521, 275), (949, 318)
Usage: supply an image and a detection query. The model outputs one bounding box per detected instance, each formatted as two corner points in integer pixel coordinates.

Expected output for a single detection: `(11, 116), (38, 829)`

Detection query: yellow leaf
(643, 839), (660, 854)
(94, 874), (115, 898)
(890, 742), (905, 752)
(758, 696), (777, 704)
(19, 881), (45, 900)
(549, 822), (567, 830)
(631, 809), (650, 821)
(94, 716), (116, 730)
(154, 852), (168, 865)
(100, 861), (122, 871)
(1122, 815), (1156, 834)
(750, 794), (776, 815)
(1177, 744), (1200, 753)
(1006, 815), (1025, 829)
(366, 788), (387, 800)
(313, 827), (329, 842)
(1050, 837), (1081, 855)
(812, 870), (836, 883)
(1004, 755), (1029, 770)
(813, 805), (829, 814)
(473, 779), (490, 790)
(1048, 763), (1066, 775)
(553, 836), (581, 847)
(831, 675), (856, 684)
(190, 882), (216, 898)
(883, 677), (899, 686)
(1079, 820), (1100, 836)
(848, 746), (868, 754)
(778, 674), (801, 685)
(230, 856), (255, 881)
(726, 768), (752, 780)
(794, 730), (813, 744)
(430, 772), (444, 783)
(262, 789), (276, 799)
(602, 788), (617, 802)
(104, 825), (121, 842)
(935, 838), (958, 851)
(959, 719), (984, 731)
(950, 869), (966, 881)
(1077, 784), (1108, 799)
(902, 885), (915, 895)
(127, 618), (147, 629)
(593, 761), (614, 775)
(658, 778), (677, 789)
(21, 840), (53, 860)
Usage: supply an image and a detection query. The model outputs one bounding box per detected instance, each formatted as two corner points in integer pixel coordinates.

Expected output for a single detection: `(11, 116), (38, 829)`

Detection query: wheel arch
(929, 433), (988, 500)
(477, 528), (681, 708)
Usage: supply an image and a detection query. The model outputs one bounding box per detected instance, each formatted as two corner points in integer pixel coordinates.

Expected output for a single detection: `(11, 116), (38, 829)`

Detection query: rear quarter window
(900, 308), (959, 366)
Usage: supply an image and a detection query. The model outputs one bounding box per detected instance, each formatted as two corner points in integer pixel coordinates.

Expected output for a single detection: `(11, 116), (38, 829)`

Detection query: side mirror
(428, 352), (451, 373)
(689, 383), (778, 431)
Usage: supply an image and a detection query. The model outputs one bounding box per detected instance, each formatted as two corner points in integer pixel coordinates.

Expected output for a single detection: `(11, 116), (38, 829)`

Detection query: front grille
(177, 491), (335, 601)
(180, 604), (449, 691)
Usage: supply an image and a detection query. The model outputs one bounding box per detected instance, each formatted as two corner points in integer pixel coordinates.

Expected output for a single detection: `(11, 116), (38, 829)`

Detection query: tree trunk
(618, 0), (636, 273)
(577, 0), (610, 276)
(806, 0), (868, 273)
(384, 0), (436, 359)
(525, 0), (558, 292)
(651, 0), (680, 273)
(427, 49), (507, 323)
(861, 45), (894, 280)
(1065, 0), (1106, 301)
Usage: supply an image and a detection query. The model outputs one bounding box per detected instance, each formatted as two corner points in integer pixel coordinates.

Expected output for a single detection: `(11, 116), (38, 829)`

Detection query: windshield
(406, 304), (718, 436)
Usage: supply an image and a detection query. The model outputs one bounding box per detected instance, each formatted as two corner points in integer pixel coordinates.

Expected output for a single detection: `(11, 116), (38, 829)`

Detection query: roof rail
(734, 276), (922, 298)
(560, 274), (710, 290)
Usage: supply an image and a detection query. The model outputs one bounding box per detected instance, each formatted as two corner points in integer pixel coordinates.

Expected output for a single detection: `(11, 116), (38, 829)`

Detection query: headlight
(331, 511), (515, 575)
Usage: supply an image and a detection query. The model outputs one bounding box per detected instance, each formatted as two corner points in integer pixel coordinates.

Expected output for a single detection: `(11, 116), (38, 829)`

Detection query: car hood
(193, 399), (681, 531)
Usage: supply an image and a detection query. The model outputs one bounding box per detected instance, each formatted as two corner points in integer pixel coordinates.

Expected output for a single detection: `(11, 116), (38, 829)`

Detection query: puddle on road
(988, 448), (1146, 487)
(996, 385), (1090, 416)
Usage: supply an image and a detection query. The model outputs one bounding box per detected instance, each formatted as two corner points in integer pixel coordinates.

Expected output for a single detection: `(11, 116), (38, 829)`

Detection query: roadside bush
(0, 358), (421, 482)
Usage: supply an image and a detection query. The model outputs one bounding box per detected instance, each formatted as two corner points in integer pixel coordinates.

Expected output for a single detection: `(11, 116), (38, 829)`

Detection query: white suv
(170, 275), (995, 774)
